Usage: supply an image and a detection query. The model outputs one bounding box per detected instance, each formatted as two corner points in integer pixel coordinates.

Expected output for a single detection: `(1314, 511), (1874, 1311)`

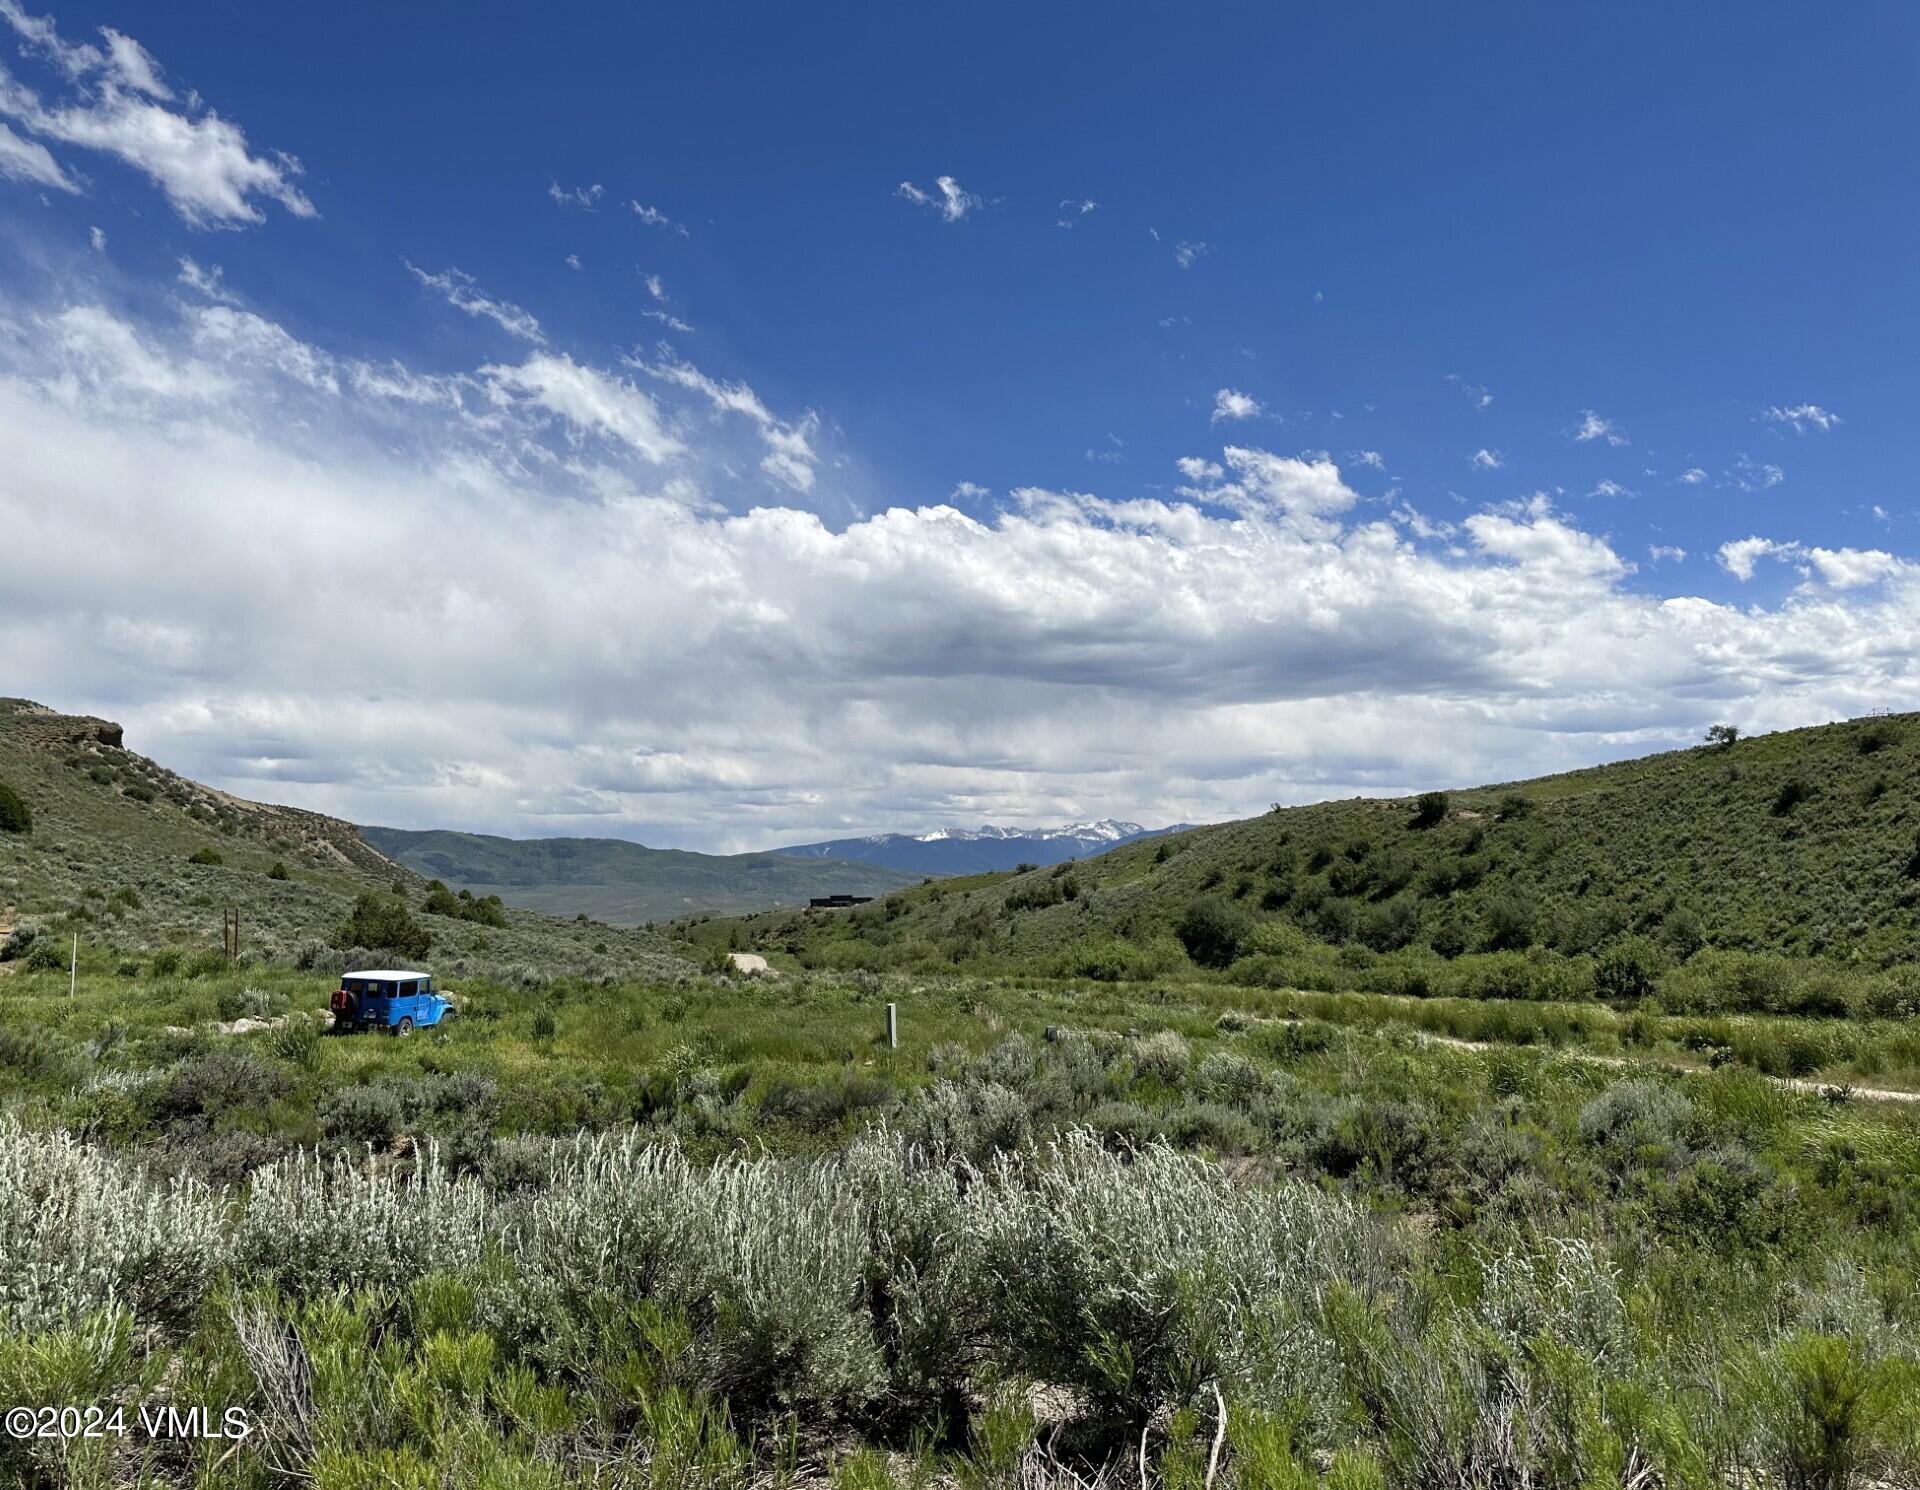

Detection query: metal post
(885, 1002), (898, 1050)
(70, 933), (77, 997)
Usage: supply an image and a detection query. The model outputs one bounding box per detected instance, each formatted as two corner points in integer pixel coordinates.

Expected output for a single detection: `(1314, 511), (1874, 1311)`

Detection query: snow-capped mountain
(777, 820), (1187, 876)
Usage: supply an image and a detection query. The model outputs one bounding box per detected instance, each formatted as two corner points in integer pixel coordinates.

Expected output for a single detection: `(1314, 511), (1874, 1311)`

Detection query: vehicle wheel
(395, 1017), (413, 1037)
(438, 1006), (456, 1024)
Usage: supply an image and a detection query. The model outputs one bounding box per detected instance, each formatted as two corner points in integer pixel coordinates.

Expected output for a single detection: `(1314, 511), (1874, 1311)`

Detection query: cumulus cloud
(896, 174), (984, 223)
(406, 263), (545, 343)
(1210, 388), (1261, 423)
(1589, 478), (1633, 499)
(6, 277), (1920, 847)
(0, 2), (311, 225)
(1677, 467), (1707, 486)
(1765, 403), (1841, 433)
(1573, 410), (1628, 446)
(1469, 448), (1502, 470)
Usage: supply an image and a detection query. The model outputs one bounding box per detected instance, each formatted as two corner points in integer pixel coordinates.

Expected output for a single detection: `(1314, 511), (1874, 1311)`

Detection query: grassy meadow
(3, 705), (1920, 1485)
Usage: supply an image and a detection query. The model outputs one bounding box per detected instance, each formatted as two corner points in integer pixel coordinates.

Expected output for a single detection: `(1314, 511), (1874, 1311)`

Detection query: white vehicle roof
(344, 969), (431, 981)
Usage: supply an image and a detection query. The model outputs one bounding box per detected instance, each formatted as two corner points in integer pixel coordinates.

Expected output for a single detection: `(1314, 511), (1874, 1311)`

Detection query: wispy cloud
(1648, 544), (1686, 563)
(1573, 410), (1628, 446)
(1445, 373), (1493, 411)
(0, 1), (312, 225)
(628, 348), (820, 491)
(1469, 448), (1502, 470)
(1174, 240), (1208, 269)
(1349, 450), (1385, 470)
(564, 253), (581, 271)
(896, 174), (984, 223)
(177, 256), (238, 305)
(547, 181), (603, 210)
(1764, 403), (1841, 433)
(1589, 478), (1634, 499)
(1677, 467), (1707, 486)
(1056, 197), (1098, 228)
(1727, 453), (1784, 492)
(1211, 388), (1261, 423)
(406, 263), (545, 343)
(0, 118), (75, 190)
(629, 199), (689, 235)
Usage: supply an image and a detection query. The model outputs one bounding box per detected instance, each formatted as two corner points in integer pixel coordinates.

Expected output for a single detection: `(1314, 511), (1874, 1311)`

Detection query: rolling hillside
(360, 826), (920, 924)
(691, 713), (1920, 993)
(0, 698), (685, 979)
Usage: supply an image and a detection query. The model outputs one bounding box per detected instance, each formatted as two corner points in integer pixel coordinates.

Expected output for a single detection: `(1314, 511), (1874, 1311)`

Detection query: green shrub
(335, 891), (431, 960)
(266, 860), (290, 881)
(0, 781), (30, 833)
(1410, 791), (1450, 829)
(1177, 895), (1253, 968)
(186, 847), (224, 866)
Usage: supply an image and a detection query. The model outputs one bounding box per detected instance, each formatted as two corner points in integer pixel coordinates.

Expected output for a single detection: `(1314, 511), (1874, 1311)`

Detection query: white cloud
(642, 309), (694, 334)
(1677, 467), (1707, 485)
(565, 253), (581, 271)
(9, 277), (1920, 847)
(1445, 373), (1493, 411)
(1649, 545), (1686, 563)
(1718, 536), (1794, 581)
(406, 263), (545, 343)
(1349, 450), (1385, 470)
(643, 272), (666, 301)
(482, 351), (683, 465)
(176, 256), (237, 304)
(1727, 454), (1784, 492)
(1573, 410), (1628, 446)
(1174, 240), (1208, 269)
(1764, 403), (1841, 434)
(1056, 197), (1097, 227)
(547, 181), (602, 209)
(1805, 546), (1906, 590)
(629, 200), (688, 235)
(1589, 479), (1633, 499)
(87, 223), (104, 250)
(0, 4), (311, 226)
(627, 349), (817, 491)
(0, 117), (73, 189)
(1211, 388), (1261, 423)
(896, 174), (984, 223)
(1469, 448), (1502, 470)
(951, 481), (990, 501)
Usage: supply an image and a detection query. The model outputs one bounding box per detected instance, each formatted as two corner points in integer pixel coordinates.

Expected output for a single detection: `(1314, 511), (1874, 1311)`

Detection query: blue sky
(2, 2), (1917, 848)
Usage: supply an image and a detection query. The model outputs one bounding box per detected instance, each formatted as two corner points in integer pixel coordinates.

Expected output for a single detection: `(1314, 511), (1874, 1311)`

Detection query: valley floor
(2, 960), (1918, 1487)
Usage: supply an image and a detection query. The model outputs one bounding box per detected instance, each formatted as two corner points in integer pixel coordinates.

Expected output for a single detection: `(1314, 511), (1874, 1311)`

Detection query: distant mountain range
(776, 819), (1189, 876)
(359, 827), (919, 925)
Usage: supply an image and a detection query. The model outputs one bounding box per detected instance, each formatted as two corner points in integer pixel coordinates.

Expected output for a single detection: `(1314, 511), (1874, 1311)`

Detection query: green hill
(691, 714), (1920, 1011)
(0, 699), (685, 980)
(360, 826), (921, 924)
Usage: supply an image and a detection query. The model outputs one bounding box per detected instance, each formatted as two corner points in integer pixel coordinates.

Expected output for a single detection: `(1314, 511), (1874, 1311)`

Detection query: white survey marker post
(886, 1002), (898, 1049)
(70, 933), (77, 997)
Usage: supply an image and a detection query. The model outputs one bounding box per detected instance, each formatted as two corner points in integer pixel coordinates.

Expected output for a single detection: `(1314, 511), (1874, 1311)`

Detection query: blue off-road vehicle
(330, 969), (455, 1035)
